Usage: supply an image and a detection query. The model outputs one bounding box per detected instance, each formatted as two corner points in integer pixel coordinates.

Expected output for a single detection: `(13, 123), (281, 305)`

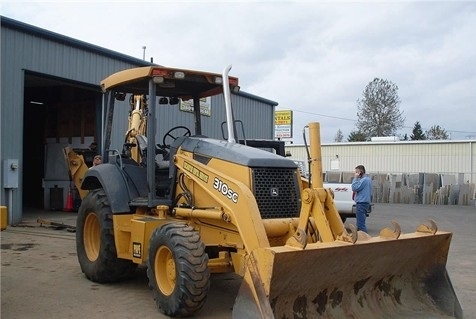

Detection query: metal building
(0, 16), (277, 223)
(286, 139), (476, 183)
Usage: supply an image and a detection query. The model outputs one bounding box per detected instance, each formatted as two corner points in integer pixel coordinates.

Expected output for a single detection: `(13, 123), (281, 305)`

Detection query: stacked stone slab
(326, 170), (475, 206)
(325, 171), (342, 183)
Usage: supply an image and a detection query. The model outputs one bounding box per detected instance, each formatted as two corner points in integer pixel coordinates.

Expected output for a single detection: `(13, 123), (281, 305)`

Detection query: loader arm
(286, 122), (357, 247)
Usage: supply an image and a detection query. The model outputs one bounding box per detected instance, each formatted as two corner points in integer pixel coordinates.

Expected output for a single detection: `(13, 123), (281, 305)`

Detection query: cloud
(2, 1), (475, 142)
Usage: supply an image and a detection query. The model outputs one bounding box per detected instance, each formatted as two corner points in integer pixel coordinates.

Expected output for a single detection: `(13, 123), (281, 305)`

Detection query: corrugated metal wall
(286, 140), (476, 183)
(1, 18), (150, 221)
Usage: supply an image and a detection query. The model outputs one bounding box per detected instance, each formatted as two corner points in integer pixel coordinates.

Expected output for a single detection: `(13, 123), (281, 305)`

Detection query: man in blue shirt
(351, 165), (372, 233)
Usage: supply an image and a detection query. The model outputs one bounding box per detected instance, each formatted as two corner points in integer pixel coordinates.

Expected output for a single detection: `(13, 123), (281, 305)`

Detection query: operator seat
(130, 134), (170, 168)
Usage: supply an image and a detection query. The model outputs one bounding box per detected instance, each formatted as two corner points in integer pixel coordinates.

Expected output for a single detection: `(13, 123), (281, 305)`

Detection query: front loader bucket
(233, 231), (462, 319)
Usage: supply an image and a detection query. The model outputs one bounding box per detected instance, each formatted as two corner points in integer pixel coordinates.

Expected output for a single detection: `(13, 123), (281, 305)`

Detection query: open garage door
(23, 72), (101, 210)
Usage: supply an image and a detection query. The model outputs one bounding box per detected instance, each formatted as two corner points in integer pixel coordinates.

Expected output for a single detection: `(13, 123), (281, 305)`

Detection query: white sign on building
(179, 97), (211, 117)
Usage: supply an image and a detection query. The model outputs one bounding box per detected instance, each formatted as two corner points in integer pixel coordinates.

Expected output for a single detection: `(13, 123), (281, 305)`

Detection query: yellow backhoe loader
(74, 64), (462, 318)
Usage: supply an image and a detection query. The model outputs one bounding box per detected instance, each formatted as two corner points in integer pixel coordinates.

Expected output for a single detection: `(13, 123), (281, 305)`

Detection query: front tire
(76, 189), (137, 283)
(147, 223), (210, 317)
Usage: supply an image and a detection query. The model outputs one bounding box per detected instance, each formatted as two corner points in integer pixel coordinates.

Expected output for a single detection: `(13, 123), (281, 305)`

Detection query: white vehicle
(324, 182), (372, 222)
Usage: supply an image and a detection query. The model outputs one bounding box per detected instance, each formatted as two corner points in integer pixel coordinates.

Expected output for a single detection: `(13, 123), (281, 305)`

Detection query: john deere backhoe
(74, 64), (462, 318)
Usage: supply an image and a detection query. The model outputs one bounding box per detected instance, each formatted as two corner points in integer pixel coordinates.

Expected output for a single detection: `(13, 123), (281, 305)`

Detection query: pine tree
(347, 131), (368, 142)
(410, 121), (426, 140)
(334, 129), (344, 142)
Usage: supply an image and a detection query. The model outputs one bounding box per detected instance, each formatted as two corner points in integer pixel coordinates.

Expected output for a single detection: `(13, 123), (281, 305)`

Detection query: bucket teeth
(379, 220), (401, 239)
(416, 219), (438, 235)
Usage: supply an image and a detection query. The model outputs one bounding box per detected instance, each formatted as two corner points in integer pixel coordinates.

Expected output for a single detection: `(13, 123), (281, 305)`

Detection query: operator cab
(95, 66), (239, 208)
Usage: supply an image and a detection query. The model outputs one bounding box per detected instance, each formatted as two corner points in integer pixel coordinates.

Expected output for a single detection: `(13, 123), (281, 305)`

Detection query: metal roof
(1, 16), (152, 67)
(236, 90), (278, 106)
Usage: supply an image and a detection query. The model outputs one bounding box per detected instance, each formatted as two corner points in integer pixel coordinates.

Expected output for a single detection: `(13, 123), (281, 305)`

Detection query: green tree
(356, 78), (405, 137)
(347, 130), (368, 142)
(426, 125), (449, 140)
(334, 129), (344, 142)
(410, 121), (426, 140)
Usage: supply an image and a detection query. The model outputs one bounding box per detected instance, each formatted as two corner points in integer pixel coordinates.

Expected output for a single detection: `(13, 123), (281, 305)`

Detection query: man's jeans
(356, 202), (369, 233)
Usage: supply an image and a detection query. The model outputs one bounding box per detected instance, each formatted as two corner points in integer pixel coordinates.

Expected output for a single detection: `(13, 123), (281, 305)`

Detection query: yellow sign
(274, 110), (292, 125)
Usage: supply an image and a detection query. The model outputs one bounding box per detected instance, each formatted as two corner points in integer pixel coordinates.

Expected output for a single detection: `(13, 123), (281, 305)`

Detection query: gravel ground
(1, 203), (474, 318)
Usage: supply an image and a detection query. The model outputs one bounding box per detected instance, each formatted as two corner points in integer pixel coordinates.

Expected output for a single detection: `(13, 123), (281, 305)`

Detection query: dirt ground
(1, 203), (475, 318)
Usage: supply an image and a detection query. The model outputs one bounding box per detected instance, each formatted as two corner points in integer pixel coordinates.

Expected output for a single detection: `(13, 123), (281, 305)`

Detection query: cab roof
(100, 66), (239, 99)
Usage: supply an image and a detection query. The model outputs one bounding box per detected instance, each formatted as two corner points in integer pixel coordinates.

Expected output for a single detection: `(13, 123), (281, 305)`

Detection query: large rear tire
(76, 189), (137, 283)
(147, 223), (210, 317)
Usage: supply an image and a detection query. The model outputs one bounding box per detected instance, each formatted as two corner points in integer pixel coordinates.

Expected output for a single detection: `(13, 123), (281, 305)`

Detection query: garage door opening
(23, 72), (101, 211)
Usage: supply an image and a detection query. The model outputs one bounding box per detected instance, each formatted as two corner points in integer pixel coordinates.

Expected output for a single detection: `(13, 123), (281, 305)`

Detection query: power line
(293, 110), (356, 122)
(291, 109), (476, 135)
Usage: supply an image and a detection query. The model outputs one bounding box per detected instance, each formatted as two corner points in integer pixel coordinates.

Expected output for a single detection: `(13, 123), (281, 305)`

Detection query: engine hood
(178, 137), (297, 169)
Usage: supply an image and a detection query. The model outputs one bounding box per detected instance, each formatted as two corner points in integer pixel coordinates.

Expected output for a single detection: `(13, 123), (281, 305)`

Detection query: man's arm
(351, 177), (364, 192)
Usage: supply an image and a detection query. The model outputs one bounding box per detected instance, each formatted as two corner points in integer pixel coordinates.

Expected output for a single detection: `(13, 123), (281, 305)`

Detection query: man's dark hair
(355, 165), (366, 174)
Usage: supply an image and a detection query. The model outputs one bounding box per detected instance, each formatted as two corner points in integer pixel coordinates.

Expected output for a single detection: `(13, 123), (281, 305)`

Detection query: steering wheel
(162, 126), (191, 149)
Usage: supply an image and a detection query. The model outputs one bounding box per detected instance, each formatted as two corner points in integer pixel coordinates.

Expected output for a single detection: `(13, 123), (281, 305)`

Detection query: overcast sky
(2, 1), (475, 143)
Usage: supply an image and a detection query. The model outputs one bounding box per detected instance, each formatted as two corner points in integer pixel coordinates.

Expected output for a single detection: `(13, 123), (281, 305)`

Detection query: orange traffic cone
(64, 187), (74, 212)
